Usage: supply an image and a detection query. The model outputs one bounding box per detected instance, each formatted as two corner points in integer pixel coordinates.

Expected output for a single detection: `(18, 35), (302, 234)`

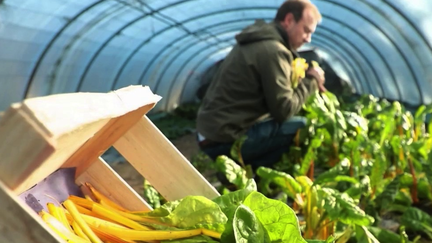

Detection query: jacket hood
(235, 20), (292, 50)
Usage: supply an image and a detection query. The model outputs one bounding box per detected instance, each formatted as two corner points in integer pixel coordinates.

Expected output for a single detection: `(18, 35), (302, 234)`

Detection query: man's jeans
(199, 116), (307, 170)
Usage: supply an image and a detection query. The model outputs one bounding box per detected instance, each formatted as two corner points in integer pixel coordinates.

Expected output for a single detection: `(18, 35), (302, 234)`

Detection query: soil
(108, 133), (201, 197)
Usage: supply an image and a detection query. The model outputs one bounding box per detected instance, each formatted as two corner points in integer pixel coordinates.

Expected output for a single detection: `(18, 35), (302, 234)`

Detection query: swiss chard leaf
(345, 175), (371, 199)
(215, 155), (249, 189)
(144, 195), (228, 233)
(320, 188), (374, 226)
(313, 158), (357, 185)
(374, 174), (402, 211)
(213, 179), (257, 217)
(369, 143), (387, 190)
(355, 225), (380, 243)
(367, 226), (405, 243)
(243, 191), (307, 242)
(400, 207), (432, 239)
(143, 179), (162, 209)
(221, 204), (271, 243)
(256, 167), (302, 199)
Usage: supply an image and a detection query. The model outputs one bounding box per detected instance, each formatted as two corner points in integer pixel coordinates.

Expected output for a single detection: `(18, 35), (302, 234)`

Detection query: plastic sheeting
(0, 0), (431, 112)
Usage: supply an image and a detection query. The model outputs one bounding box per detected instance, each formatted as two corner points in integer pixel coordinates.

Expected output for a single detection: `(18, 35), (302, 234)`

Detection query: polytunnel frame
(110, 17), (269, 91)
(23, 0), (105, 98)
(77, 0), (235, 91)
(149, 19), (369, 97)
(123, 5), (406, 103)
(175, 33), (362, 107)
(155, 12), (387, 105)
(310, 37), (365, 93)
(382, 0), (432, 53)
(131, 18), (365, 96)
(149, 20), (273, 93)
(171, 28), (374, 109)
(23, 0), (196, 97)
(98, 6), (376, 94)
(316, 25), (381, 95)
(162, 23), (373, 108)
(318, 0), (421, 103)
(22, 0), (429, 105)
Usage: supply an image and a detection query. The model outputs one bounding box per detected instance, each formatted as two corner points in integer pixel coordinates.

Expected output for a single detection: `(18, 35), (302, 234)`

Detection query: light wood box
(0, 85), (219, 242)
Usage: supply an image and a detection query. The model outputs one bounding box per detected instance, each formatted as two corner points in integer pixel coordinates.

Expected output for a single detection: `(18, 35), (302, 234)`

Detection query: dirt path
(109, 133), (200, 197)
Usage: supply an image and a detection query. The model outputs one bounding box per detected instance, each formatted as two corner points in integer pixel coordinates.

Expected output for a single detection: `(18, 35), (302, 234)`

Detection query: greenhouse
(0, 0), (432, 242)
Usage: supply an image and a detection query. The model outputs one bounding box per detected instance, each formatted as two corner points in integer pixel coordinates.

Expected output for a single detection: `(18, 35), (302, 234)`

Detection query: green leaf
(320, 188), (374, 226)
(379, 117), (396, 146)
(256, 167), (302, 199)
(243, 191), (307, 242)
(367, 226), (403, 243)
(355, 225), (380, 243)
(369, 144), (387, 190)
(374, 174), (402, 211)
(314, 158), (357, 185)
(222, 204), (271, 243)
(215, 155), (249, 189)
(401, 207), (432, 239)
(345, 175), (371, 199)
(213, 179), (257, 217)
(143, 179), (162, 209)
(335, 226), (354, 243)
(145, 196), (228, 233)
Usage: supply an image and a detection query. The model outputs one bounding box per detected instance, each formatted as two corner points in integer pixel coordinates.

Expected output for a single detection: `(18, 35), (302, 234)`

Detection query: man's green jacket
(196, 20), (318, 143)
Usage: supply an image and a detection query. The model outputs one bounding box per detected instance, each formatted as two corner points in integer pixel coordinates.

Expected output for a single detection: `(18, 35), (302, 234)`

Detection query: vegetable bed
(211, 91), (432, 243)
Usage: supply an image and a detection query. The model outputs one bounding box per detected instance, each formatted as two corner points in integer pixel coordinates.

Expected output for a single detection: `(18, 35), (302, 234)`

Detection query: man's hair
(274, 0), (322, 23)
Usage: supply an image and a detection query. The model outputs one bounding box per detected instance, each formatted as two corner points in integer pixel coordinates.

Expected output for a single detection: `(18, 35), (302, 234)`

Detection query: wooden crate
(0, 85), (219, 243)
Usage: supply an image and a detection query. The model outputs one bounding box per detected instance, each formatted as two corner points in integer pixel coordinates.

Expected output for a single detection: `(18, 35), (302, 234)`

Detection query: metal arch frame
(112, 7), (279, 89)
(175, 31), (372, 107)
(315, 26), (381, 95)
(149, 21), (271, 93)
(24, 0), (105, 98)
(365, 0), (430, 104)
(161, 15), (385, 105)
(306, 44), (360, 93)
(310, 37), (365, 93)
(76, 15), (145, 91)
(317, 0), (421, 103)
(171, 23), (377, 99)
(23, 0), (425, 101)
(178, 38), (363, 105)
(155, 30), (240, 103)
(163, 42), (234, 111)
(111, 17), (267, 91)
(75, 0), (199, 92)
(23, 0), (199, 97)
(134, 9), (391, 99)
(382, 0), (432, 56)
(163, 24), (377, 108)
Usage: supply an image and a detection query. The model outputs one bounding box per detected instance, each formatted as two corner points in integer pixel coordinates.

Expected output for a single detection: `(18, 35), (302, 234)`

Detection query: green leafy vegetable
(243, 191), (307, 242)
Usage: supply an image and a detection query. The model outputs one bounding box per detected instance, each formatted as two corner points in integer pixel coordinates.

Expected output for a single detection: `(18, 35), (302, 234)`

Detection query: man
(196, 0), (326, 171)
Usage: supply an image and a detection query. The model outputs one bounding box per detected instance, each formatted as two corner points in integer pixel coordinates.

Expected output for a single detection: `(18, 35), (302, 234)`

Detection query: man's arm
(258, 50), (318, 122)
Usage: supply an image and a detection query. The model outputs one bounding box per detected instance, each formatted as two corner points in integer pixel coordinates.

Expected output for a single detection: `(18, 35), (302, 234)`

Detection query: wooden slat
(114, 116), (220, 201)
(63, 104), (155, 175)
(0, 85), (161, 194)
(0, 180), (63, 243)
(0, 105), (56, 193)
(76, 157), (152, 211)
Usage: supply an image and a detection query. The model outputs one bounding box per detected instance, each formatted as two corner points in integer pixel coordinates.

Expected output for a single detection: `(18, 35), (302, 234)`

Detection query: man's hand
(307, 66), (326, 92)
